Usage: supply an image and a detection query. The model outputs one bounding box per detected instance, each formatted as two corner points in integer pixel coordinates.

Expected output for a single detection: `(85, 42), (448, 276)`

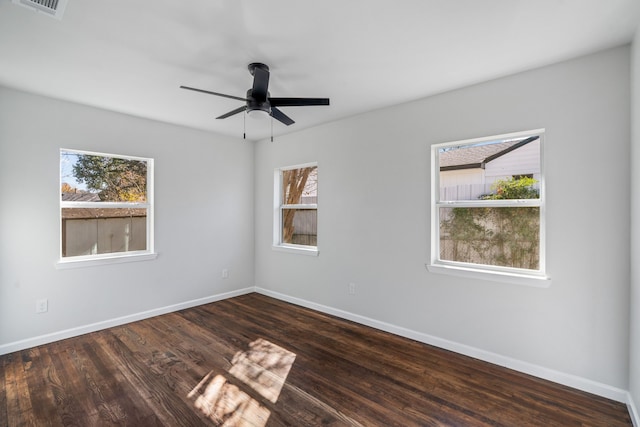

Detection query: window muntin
(274, 163), (318, 253)
(431, 130), (545, 278)
(60, 149), (153, 262)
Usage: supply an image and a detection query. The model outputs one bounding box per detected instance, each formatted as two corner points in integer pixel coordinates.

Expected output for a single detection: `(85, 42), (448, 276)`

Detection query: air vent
(12, 0), (68, 20)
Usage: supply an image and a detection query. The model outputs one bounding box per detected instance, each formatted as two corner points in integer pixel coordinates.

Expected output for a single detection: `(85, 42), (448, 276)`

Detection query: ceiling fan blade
(271, 107), (295, 126)
(216, 106), (247, 119)
(180, 86), (247, 102)
(269, 97), (330, 107)
(252, 66), (270, 102)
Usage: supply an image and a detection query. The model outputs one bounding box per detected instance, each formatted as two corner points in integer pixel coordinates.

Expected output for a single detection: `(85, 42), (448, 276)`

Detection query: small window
(429, 130), (548, 284)
(59, 149), (154, 265)
(273, 163), (318, 255)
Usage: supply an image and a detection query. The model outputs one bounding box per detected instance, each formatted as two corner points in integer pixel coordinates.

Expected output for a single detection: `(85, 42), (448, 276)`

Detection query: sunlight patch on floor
(188, 338), (296, 426)
(229, 338), (296, 404)
(190, 372), (270, 426)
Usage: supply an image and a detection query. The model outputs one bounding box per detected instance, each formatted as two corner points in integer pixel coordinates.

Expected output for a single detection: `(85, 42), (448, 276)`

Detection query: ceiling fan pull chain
(271, 113), (274, 142)
(243, 110), (246, 140)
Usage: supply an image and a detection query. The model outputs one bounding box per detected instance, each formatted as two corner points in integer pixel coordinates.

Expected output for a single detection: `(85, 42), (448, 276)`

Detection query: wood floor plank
(0, 293), (633, 426)
(48, 340), (99, 426)
(97, 329), (209, 426)
(69, 340), (137, 424)
(89, 332), (168, 425)
(22, 347), (61, 426)
(5, 352), (39, 427)
(0, 355), (7, 425)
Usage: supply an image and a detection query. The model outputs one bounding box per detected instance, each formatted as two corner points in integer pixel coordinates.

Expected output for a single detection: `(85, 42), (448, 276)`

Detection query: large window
(273, 163), (318, 255)
(59, 149), (154, 265)
(429, 130), (548, 284)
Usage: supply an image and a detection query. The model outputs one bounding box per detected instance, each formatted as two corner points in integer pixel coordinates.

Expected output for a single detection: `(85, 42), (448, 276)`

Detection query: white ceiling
(1, 0), (639, 141)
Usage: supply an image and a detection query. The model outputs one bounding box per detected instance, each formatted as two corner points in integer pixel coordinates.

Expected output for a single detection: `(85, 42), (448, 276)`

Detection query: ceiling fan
(180, 63), (330, 128)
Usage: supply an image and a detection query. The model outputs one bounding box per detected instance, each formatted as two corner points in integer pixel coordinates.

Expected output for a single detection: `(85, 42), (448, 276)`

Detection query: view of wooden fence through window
(437, 135), (542, 271)
(281, 165), (317, 246)
(60, 150), (150, 258)
(439, 204), (540, 270)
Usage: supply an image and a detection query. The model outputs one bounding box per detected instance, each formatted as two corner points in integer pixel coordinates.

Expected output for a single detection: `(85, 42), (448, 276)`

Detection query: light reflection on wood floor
(189, 338), (296, 426)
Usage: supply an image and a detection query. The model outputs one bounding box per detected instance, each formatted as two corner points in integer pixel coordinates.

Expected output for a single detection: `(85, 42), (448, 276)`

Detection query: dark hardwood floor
(0, 293), (633, 426)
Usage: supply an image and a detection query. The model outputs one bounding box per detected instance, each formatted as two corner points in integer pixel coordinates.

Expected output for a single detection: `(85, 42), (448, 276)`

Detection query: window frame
(57, 148), (156, 268)
(273, 162), (319, 256)
(427, 129), (549, 286)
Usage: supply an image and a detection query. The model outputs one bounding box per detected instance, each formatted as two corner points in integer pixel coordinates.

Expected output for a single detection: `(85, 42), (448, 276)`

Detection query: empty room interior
(2, 0), (640, 425)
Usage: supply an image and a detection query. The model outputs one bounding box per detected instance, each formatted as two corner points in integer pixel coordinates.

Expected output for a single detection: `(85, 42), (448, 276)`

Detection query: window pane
(61, 208), (147, 257)
(439, 137), (540, 201)
(282, 166), (317, 205)
(439, 206), (539, 270)
(61, 151), (147, 202)
(281, 208), (317, 246)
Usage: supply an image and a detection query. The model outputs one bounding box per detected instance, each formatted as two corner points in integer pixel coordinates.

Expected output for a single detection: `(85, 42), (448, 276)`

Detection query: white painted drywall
(254, 46), (631, 389)
(630, 28), (640, 420)
(0, 87), (254, 347)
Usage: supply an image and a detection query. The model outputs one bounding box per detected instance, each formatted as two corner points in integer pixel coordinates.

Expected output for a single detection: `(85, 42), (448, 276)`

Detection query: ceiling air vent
(12, 0), (68, 20)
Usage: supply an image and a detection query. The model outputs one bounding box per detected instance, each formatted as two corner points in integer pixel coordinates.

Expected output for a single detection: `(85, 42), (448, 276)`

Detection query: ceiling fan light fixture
(247, 109), (271, 120)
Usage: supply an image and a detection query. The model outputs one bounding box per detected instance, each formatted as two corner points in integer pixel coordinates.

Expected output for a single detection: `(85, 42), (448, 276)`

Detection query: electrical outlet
(222, 269), (229, 279)
(348, 283), (356, 295)
(36, 298), (48, 314)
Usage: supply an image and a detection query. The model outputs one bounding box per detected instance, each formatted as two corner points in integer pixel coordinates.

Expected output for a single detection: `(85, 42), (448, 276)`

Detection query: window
(429, 130), (548, 285)
(59, 149), (155, 266)
(273, 163), (318, 255)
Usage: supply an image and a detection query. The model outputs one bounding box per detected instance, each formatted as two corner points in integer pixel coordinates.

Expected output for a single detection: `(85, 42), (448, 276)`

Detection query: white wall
(0, 87), (254, 350)
(254, 46), (631, 392)
(630, 28), (640, 420)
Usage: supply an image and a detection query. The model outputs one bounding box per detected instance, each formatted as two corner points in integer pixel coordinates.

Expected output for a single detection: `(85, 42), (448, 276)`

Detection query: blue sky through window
(60, 151), (88, 192)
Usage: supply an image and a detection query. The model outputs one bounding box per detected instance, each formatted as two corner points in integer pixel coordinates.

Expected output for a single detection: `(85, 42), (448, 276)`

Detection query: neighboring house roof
(61, 208), (147, 220)
(61, 192), (100, 202)
(61, 193), (146, 219)
(439, 136), (538, 171)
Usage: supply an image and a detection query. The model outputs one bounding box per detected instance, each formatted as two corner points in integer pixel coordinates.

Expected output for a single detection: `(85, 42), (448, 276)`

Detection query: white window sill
(426, 263), (550, 287)
(272, 245), (319, 256)
(55, 252), (158, 269)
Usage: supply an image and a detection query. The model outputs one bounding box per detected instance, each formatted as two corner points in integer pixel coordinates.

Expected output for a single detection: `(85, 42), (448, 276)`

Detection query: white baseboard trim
(256, 287), (630, 404)
(628, 392), (640, 427)
(0, 287), (255, 356)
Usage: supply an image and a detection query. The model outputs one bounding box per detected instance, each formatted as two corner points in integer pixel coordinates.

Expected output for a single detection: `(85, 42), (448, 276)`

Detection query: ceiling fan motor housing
(246, 89), (271, 114)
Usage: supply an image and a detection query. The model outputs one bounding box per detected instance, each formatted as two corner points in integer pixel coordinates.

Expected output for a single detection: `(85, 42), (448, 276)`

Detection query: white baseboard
(0, 287), (255, 356)
(256, 287), (630, 405)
